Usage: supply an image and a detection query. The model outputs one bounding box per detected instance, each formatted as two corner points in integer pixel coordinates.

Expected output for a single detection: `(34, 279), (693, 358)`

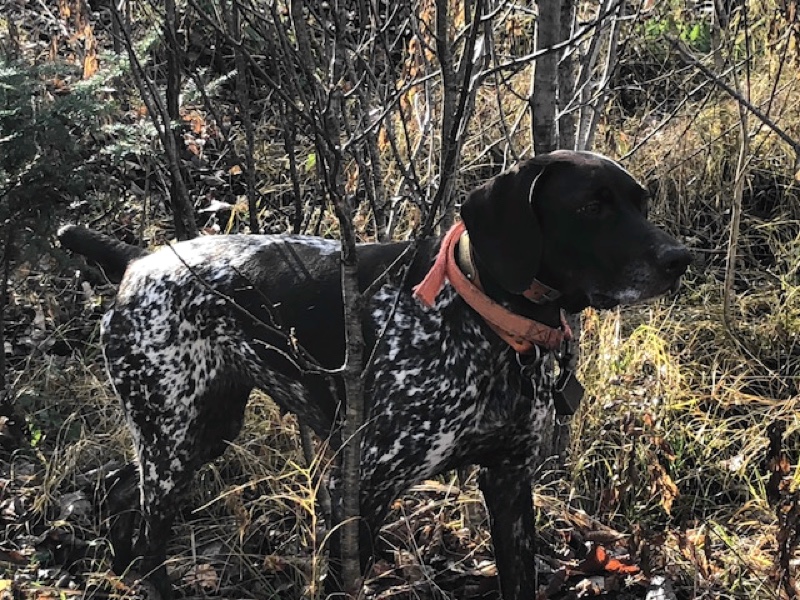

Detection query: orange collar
(413, 222), (571, 353)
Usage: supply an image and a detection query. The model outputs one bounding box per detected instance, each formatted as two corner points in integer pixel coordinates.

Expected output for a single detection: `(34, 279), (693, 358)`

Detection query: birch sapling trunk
(531, 0), (561, 155)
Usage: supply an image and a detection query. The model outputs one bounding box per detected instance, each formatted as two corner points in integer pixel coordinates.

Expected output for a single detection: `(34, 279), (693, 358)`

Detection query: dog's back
(58, 151), (691, 600)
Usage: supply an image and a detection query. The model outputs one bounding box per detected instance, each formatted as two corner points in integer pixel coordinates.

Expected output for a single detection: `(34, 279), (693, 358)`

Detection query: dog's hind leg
(103, 463), (139, 574)
(123, 381), (252, 599)
(133, 451), (181, 600)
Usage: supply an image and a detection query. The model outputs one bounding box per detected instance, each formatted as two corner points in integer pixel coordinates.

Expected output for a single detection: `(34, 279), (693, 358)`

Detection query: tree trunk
(531, 0), (561, 155)
(558, 0), (577, 150)
(435, 0), (458, 228)
(164, 0), (198, 240)
(229, 0), (260, 234)
(289, 0), (366, 592)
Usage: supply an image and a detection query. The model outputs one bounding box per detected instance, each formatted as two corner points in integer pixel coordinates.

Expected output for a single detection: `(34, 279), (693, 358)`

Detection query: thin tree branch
(670, 37), (800, 160)
(229, 0), (261, 234)
(112, 4), (198, 239)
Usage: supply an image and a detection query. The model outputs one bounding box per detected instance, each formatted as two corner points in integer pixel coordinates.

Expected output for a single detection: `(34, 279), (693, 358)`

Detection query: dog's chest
(364, 285), (555, 476)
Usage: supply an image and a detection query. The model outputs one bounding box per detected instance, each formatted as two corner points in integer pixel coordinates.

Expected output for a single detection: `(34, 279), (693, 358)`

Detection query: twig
(0, 227), (12, 391)
(582, 0), (625, 151)
(670, 37), (800, 163)
(111, 4), (198, 240)
(425, 0), (484, 233)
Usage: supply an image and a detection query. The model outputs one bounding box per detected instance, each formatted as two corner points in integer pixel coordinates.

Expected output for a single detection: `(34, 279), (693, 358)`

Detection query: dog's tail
(58, 225), (149, 283)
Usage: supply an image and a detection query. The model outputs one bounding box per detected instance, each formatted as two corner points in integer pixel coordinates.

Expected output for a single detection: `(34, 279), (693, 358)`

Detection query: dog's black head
(461, 150), (692, 313)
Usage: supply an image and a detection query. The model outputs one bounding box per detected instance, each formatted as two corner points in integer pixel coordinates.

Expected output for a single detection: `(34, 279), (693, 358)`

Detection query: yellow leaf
(0, 580), (13, 600)
(650, 462), (679, 515)
(83, 54), (98, 79)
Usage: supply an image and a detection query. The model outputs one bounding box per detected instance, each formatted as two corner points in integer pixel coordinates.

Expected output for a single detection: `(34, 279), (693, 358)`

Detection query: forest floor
(0, 263), (796, 600)
(2, 3), (800, 598)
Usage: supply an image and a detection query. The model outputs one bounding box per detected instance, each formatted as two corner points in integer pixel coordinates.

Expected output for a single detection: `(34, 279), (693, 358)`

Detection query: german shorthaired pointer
(59, 150), (691, 599)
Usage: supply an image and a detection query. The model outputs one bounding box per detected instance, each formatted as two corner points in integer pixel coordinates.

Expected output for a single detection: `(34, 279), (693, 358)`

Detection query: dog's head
(461, 150), (691, 313)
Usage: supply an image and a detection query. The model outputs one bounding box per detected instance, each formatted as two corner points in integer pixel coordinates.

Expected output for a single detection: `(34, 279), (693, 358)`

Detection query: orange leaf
(769, 454), (791, 475)
(576, 545), (607, 573)
(604, 556), (640, 575)
(191, 116), (204, 134)
(575, 544), (640, 576)
(82, 24), (98, 79)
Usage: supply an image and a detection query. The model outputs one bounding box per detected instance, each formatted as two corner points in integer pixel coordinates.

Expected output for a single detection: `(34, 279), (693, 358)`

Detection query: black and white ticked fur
(59, 150), (692, 600)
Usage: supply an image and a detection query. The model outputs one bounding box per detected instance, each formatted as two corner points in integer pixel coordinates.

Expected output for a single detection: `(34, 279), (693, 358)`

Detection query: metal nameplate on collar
(523, 279), (561, 303)
(553, 370), (584, 415)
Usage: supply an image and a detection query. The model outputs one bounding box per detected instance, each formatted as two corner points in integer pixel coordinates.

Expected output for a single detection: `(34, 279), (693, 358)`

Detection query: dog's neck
(457, 238), (565, 330)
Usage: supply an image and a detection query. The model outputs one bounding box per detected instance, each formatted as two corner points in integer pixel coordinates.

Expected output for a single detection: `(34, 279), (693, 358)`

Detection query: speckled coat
(61, 150), (692, 600)
(100, 232), (553, 595)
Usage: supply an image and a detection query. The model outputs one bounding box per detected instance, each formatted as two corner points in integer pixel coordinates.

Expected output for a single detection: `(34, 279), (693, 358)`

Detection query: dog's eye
(576, 201), (603, 216)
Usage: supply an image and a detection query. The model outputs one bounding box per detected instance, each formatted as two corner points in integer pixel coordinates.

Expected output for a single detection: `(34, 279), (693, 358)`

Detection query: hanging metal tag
(553, 369), (584, 416)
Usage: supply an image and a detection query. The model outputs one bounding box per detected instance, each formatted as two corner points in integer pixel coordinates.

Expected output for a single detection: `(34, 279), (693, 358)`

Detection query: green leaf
(305, 152), (316, 173)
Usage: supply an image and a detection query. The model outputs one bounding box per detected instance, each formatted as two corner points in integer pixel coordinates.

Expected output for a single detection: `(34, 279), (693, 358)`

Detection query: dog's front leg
(478, 465), (537, 600)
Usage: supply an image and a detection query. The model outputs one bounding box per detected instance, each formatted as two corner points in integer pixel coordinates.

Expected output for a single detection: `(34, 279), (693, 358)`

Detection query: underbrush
(2, 259), (799, 599)
(3, 3), (800, 597)
(560, 269), (800, 598)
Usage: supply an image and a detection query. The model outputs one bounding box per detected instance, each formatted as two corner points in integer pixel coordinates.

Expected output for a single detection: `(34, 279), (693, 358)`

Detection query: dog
(59, 150), (691, 599)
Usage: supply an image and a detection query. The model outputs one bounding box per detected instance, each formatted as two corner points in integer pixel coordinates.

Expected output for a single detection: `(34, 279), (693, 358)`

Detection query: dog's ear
(461, 162), (548, 294)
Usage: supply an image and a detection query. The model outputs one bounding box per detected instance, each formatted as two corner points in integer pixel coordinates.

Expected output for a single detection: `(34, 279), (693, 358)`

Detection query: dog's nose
(656, 245), (692, 277)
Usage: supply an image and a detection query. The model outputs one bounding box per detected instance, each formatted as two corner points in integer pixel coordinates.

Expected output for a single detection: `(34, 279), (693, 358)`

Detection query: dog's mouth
(655, 274), (685, 299)
(588, 293), (620, 310)
(668, 276), (683, 294)
(587, 275), (685, 311)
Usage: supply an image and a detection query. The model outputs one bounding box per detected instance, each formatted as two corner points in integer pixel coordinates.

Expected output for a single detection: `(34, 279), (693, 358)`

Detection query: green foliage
(1, 62), (92, 221)
(0, 57), (152, 233)
(641, 3), (713, 53)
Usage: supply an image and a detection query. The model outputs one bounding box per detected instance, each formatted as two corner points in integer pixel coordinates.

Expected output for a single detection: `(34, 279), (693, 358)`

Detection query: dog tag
(553, 371), (584, 416)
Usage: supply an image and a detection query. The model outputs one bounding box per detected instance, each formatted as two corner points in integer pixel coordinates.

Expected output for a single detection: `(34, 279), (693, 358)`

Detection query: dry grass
(13, 239), (798, 599)
(549, 271), (800, 598)
(6, 4), (800, 598)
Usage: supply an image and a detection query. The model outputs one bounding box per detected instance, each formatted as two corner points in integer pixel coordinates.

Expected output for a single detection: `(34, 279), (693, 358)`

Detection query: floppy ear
(461, 162), (548, 294)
